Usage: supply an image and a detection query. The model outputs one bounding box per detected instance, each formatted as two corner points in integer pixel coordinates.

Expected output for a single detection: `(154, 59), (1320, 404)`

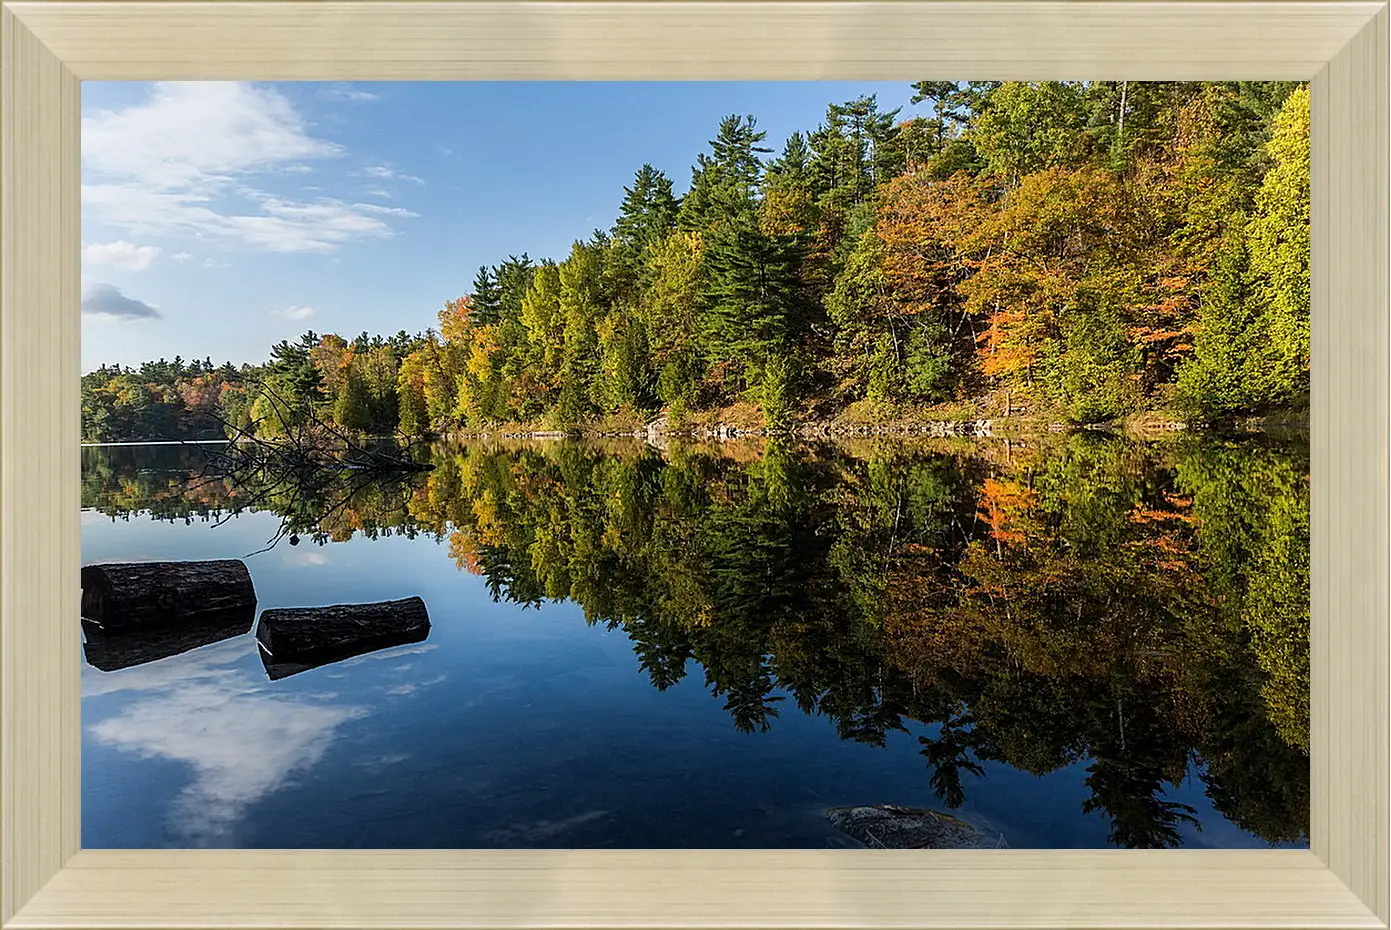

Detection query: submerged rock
(826, 804), (999, 849)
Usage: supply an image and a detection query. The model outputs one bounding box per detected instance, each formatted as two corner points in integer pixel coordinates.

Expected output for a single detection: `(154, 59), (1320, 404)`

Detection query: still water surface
(81, 434), (1309, 849)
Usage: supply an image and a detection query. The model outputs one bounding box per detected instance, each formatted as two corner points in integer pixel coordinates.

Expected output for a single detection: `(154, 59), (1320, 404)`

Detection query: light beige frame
(0, 1), (1386, 927)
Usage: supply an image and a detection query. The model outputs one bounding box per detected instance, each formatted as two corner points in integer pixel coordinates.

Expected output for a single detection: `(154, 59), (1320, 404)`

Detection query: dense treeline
(405, 80), (1310, 431)
(82, 356), (242, 442)
(83, 433), (1310, 847)
(83, 81), (1310, 443)
(82, 331), (432, 443)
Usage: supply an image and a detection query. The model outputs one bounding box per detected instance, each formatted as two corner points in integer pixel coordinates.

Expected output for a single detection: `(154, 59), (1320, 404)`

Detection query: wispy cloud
(338, 643), (437, 668)
(82, 282), (161, 321)
(383, 673), (448, 697)
(323, 84), (380, 103)
(360, 164), (425, 185)
(355, 203), (419, 217)
(171, 251), (193, 263)
(82, 240), (162, 271)
(278, 305), (316, 321)
(82, 83), (413, 255)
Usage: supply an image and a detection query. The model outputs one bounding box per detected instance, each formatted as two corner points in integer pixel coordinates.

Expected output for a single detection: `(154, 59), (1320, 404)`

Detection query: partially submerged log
(81, 559), (256, 631)
(82, 605), (255, 672)
(256, 596), (430, 680)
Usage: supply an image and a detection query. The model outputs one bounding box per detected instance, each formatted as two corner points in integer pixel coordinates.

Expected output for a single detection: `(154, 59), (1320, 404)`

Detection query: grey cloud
(82, 282), (161, 320)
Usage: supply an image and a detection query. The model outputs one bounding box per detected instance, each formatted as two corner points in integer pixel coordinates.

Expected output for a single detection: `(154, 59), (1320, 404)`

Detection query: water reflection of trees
(82, 444), (429, 547)
(82, 434), (1309, 848)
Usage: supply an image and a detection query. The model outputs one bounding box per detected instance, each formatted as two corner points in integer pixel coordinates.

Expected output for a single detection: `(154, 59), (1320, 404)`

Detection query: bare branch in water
(178, 379), (433, 555)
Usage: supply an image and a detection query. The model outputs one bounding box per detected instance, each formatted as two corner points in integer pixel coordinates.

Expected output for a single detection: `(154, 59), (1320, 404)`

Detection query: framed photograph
(3, 1), (1387, 927)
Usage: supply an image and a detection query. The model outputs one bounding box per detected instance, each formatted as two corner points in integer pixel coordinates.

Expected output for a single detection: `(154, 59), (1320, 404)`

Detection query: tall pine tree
(470, 266), (502, 326)
(614, 164), (680, 254)
(678, 115), (771, 231)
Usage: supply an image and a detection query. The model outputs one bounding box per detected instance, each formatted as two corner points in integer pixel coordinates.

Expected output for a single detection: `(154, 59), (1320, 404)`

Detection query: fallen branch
(177, 381), (434, 555)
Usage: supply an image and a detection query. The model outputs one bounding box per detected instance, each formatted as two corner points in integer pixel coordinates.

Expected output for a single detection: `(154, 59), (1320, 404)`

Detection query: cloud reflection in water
(85, 636), (369, 845)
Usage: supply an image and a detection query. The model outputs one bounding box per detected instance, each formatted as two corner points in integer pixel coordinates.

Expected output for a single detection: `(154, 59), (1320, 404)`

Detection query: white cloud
(278, 305), (316, 321)
(82, 240), (162, 271)
(171, 251), (193, 263)
(82, 636), (249, 699)
(323, 84), (380, 103)
(362, 188), (393, 199)
(84, 82), (339, 189)
(360, 164), (424, 185)
(81, 282), (161, 321)
(484, 810), (611, 845)
(82, 83), (413, 255)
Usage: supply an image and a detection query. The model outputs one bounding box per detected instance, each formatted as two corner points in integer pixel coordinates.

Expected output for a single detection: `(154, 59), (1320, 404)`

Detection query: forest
(82, 80), (1310, 443)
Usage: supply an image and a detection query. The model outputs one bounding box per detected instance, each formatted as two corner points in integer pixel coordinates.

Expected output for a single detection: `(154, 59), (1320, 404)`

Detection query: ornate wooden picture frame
(2, 1), (1386, 926)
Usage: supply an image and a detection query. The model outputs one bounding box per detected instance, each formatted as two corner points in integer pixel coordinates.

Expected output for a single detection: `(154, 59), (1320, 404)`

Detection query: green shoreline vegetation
(82, 81), (1309, 444)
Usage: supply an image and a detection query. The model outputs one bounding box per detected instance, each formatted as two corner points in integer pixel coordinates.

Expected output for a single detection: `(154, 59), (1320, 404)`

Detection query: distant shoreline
(82, 408), (1310, 448)
(81, 439), (232, 448)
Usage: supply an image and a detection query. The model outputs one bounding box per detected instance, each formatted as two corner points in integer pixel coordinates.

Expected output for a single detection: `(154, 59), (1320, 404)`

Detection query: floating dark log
(256, 596), (430, 680)
(82, 605), (255, 672)
(81, 559), (257, 631)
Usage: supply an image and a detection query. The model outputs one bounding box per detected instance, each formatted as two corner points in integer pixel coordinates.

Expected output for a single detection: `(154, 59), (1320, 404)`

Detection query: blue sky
(81, 81), (929, 372)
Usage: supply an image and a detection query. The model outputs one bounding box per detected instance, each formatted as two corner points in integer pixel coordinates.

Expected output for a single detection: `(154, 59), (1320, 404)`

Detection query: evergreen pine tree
(470, 265), (503, 326)
(703, 215), (803, 386)
(678, 115), (770, 231)
(496, 254), (536, 323)
(614, 164), (680, 253)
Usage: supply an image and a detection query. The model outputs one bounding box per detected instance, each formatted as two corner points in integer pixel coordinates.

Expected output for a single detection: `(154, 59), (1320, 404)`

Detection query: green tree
(1176, 232), (1263, 418)
(557, 240), (610, 418)
(678, 114), (770, 231)
(702, 215), (804, 393)
(614, 164), (680, 259)
(470, 265), (502, 326)
(333, 365), (374, 431)
(968, 81), (1089, 186)
(597, 311), (656, 411)
(1246, 85), (1310, 407)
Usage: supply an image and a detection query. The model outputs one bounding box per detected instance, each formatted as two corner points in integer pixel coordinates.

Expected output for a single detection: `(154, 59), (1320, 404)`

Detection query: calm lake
(81, 433), (1309, 850)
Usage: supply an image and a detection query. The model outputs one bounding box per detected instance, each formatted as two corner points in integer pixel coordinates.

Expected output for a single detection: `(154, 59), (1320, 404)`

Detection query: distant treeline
(81, 332), (431, 442)
(83, 80), (1309, 443)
